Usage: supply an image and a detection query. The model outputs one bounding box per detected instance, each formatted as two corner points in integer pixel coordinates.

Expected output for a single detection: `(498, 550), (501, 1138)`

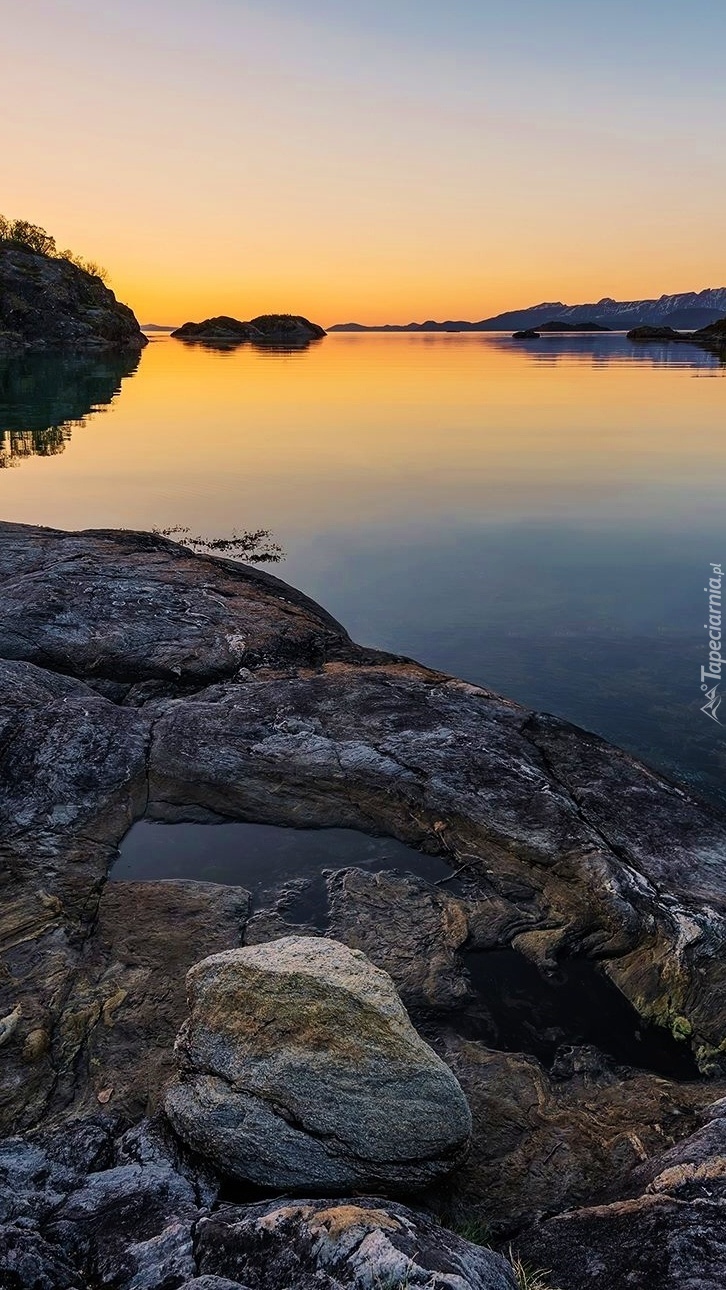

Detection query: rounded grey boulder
(165, 936), (472, 1193)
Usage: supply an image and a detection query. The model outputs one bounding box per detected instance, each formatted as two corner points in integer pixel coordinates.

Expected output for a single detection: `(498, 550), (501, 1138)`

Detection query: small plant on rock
(508, 1249), (561, 1290)
(152, 525), (285, 564)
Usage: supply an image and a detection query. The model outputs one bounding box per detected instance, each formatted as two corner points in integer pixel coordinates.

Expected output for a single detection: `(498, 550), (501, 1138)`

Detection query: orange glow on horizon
(2, 1), (724, 328)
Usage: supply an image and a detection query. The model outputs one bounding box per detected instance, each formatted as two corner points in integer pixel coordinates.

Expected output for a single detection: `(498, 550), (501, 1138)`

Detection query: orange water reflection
(1, 333), (723, 536)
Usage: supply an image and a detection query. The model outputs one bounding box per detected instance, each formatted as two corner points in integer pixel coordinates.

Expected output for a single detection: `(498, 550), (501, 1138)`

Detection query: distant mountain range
(330, 289), (726, 334)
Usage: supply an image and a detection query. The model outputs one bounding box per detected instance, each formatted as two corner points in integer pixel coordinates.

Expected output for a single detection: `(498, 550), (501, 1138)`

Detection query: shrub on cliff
(0, 214), (108, 281)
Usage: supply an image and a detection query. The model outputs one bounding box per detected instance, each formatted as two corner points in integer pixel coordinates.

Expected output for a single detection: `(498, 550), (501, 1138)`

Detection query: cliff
(0, 240), (147, 351)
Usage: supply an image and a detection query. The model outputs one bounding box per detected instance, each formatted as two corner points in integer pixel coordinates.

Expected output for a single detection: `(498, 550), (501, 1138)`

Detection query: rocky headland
(171, 315), (326, 347)
(3, 522), (726, 1287)
(0, 242), (147, 352)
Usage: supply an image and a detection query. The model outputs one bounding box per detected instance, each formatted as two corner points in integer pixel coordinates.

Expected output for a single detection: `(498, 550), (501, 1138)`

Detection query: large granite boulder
(0, 241), (147, 351)
(165, 936), (472, 1193)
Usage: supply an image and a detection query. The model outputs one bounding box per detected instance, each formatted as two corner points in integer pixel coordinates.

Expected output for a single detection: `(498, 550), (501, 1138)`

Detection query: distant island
(0, 215), (146, 352)
(330, 287), (726, 334)
(171, 314), (326, 347)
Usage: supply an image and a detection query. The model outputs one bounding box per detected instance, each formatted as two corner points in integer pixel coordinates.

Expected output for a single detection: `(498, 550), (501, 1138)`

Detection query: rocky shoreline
(2, 522), (726, 1287)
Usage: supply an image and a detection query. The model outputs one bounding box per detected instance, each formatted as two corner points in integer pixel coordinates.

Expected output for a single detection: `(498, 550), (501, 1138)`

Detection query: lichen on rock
(165, 936), (472, 1193)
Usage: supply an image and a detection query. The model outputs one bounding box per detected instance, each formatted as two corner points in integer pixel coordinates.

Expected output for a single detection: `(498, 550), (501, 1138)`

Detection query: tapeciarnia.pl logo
(701, 562), (723, 724)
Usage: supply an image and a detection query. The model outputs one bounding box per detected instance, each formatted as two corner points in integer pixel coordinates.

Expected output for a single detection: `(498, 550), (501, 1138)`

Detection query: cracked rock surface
(3, 521), (726, 1286)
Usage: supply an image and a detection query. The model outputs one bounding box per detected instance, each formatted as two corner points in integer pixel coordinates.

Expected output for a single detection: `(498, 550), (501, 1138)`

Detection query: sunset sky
(3, 0), (724, 325)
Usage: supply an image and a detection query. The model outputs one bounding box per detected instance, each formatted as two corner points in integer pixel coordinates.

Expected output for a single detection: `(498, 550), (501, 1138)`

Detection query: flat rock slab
(0, 523), (356, 686)
(166, 936), (472, 1193)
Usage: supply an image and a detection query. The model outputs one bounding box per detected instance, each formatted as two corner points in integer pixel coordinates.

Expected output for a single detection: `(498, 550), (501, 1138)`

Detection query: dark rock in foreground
(196, 1197), (516, 1289)
(0, 1116), (514, 1290)
(516, 1095), (726, 1289)
(171, 313), (326, 346)
(3, 522), (726, 1285)
(0, 241), (147, 351)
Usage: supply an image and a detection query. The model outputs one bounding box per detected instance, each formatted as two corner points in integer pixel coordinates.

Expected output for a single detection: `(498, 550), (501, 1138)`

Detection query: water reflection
(486, 333), (725, 367)
(0, 350), (141, 467)
(173, 338), (323, 355)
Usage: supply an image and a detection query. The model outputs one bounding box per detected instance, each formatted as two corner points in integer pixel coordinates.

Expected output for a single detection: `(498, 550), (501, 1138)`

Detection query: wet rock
(195, 1197), (517, 1290)
(430, 1033), (712, 1236)
(516, 1104), (726, 1288)
(6, 522), (726, 1284)
(326, 867), (474, 1012)
(72, 880), (250, 1120)
(165, 937), (472, 1192)
(149, 664), (726, 1071)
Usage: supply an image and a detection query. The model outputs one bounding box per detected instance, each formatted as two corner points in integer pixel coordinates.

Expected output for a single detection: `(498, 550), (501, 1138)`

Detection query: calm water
(1, 332), (725, 806)
(114, 820), (453, 916)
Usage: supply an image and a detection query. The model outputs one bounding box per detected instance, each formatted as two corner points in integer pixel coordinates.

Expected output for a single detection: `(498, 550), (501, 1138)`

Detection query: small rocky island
(171, 314), (326, 346)
(512, 320), (610, 339)
(0, 233), (146, 352)
(3, 522), (726, 1288)
(628, 318), (726, 354)
(534, 320), (611, 332)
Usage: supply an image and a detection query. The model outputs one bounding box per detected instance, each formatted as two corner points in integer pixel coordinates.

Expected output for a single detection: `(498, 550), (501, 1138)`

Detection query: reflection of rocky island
(171, 313), (326, 348)
(0, 239), (147, 352)
(0, 350), (141, 467)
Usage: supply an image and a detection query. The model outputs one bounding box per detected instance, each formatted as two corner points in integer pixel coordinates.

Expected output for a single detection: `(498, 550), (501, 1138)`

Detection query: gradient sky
(3, 0), (724, 324)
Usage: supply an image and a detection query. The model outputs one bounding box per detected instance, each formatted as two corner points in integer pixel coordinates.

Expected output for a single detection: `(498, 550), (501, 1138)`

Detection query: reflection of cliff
(0, 350), (141, 467)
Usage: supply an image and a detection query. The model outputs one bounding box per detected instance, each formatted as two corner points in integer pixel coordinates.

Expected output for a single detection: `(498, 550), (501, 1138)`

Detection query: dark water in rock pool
(113, 819), (698, 1078)
(113, 819), (453, 916)
(2, 331), (724, 806)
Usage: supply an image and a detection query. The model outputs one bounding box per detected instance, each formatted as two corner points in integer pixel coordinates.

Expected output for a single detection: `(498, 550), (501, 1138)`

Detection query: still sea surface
(1, 331), (724, 808)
